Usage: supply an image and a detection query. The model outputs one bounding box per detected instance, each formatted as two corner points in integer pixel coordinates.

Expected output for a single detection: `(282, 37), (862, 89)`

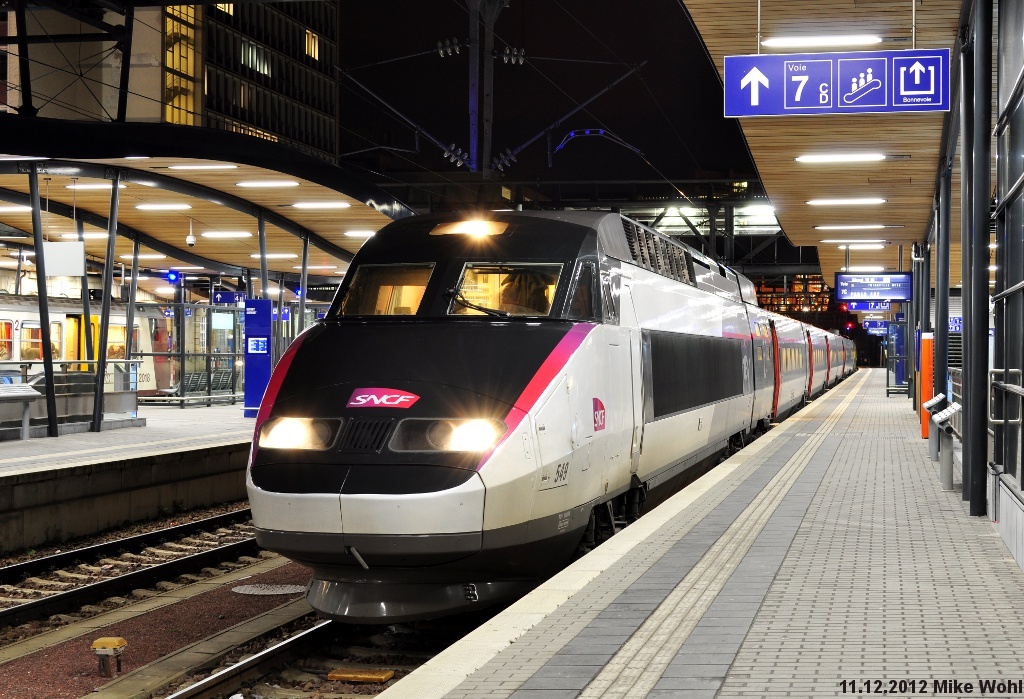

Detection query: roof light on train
(430, 220), (509, 237)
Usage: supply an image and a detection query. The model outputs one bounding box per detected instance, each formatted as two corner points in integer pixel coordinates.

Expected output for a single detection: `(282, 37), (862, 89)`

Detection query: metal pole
(299, 234), (309, 332)
(14, 246), (22, 295)
(959, 35), (975, 501)
(467, 0), (481, 172)
(28, 165), (58, 437)
(92, 171), (121, 432)
(257, 213), (270, 300)
(969, 0), (991, 516)
(941, 428), (954, 490)
(923, 242), (932, 333)
(115, 7), (134, 122)
(277, 274), (285, 364)
(206, 277), (213, 404)
(14, 0), (37, 117)
(936, 162), (951, 402)
(909, 252), (918, 405)
(176, 275), (185, 408)
(124, 236), (139, 387)
(78, 219), (94, 362)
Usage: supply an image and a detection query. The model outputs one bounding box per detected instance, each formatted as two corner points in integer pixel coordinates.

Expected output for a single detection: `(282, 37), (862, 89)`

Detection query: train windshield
(449, 263), (562, 317)
(337, 263), (434, 316)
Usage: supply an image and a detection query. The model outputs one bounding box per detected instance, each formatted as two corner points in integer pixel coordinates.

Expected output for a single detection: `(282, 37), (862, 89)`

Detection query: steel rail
(163, 620), (335, 699)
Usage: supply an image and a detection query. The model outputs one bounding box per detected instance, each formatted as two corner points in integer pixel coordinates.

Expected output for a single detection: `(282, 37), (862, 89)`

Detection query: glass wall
(994, 4), (1024, 482)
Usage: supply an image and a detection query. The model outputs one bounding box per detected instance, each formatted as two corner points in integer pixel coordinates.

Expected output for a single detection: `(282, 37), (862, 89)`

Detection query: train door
(805, 330), (814, 399)
(824, 337), (831, 387)
(619, 281), (644, 474)
(769, 319), (782, 420)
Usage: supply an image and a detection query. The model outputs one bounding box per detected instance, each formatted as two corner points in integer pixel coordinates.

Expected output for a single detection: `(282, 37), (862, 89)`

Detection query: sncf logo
(347, 387), (420, 409)
(593, 398), (606, 431)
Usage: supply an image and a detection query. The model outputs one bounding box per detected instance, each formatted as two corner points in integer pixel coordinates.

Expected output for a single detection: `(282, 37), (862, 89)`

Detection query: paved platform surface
(383, 369), (1024, 699)
(0, 404), (253, 477)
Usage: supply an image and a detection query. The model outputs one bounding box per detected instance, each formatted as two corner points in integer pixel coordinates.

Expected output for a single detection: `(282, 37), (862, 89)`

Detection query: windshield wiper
(445, 288), (511, 318)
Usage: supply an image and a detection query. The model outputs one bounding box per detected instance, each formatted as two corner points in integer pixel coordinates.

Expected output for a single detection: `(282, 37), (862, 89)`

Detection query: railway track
(161, 616), (480, 699)
(0, 508), (259, 628)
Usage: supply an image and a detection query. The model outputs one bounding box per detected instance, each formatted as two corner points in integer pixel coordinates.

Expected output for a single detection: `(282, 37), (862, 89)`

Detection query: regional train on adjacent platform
(246, 211), (856, 623)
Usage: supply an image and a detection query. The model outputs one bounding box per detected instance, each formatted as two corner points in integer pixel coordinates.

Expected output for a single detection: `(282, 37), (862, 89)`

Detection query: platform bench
(0, 384), (43, 440)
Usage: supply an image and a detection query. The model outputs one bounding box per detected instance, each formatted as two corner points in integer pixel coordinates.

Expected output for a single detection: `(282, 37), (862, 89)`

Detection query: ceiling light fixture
(167, 164), (237, 170)
(66, 183), (126, 190)
(841, 265), (886, 272)
(0, 206), (32, 213)
(201, 231), (252, 238)
(762, 35), (883, 48)
(236, 180), (300, 188)
(815, 224), (890, 230)
(136, 203), (193, 211)
(170, 266), (205, 271)
(807, 197), (887, 206)
(838, 244), (886, 250)
(796, 153), (886, 163)
(292, 201), (351, 210)
(250, 253), (298, 259)
(344, 230), (375, 238)
(60, 232), (108, 240)
(293, 265), (338, 270)
(819, 239), (886, 244)
(119, 254), (166, 260)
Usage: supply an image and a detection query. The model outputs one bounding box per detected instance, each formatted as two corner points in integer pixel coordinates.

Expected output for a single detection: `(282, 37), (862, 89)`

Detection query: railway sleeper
(98, 558), (140, 568)
(24, 577), (74, 589)
(0, 584), (59, 597)
(53, 570), (96, 582)
(142, 547), (184, 558)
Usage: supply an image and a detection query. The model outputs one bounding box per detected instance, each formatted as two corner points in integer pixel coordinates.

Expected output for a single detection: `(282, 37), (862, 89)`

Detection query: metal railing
(950, 366), (964, 439)
(0, 359), (140, 425)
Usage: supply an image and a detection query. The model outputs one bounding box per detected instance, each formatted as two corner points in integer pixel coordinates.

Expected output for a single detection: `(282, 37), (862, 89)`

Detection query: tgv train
(246, 211), (856, 623)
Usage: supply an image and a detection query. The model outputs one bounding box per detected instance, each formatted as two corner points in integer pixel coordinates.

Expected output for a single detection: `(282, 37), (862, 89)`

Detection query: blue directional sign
(846, 301), (891, 311)
(836, 273), (913, 301)
(212, 291), (246, 305)
(863, 320), (888, 330)
(949, 316), (963, 332)
(724, 48), (950, 118)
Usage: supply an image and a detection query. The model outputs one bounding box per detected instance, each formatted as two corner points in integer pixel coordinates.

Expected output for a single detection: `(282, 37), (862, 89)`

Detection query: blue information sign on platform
(846, 301), (891, 311)
(724, 48), (950, 118)
(863, 320), (888, 330)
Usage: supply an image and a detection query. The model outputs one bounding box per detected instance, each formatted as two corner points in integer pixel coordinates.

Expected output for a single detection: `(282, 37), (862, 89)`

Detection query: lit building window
(215, 3), (233, 15)
(241, 38), (272, 77)
(305, 29), (319, 60)
(164, 6), (197, 126)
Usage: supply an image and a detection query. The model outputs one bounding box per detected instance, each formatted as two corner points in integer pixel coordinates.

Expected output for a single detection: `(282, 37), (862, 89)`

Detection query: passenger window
(568, 263), (598, 321)
(0, 320), (11, 361)
(337, 264), (433, 316)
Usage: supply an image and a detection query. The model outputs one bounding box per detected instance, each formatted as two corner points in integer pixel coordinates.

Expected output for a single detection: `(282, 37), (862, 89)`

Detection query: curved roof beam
(1, 160), (355, 262)
(0, 186), (246, 275)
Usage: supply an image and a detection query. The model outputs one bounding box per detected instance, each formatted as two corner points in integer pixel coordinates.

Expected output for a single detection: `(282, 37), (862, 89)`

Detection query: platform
(383, 368), (1024, 699)
(0, 404), (254, 553)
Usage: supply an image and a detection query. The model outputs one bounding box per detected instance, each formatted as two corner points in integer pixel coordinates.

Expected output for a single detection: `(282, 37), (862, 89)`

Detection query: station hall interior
(0, 0), (1022, 612)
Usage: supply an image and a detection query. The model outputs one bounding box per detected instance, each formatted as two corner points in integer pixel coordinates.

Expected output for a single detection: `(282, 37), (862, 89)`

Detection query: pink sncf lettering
(347, 387), (420, 409)
(593, 397), (606, 431)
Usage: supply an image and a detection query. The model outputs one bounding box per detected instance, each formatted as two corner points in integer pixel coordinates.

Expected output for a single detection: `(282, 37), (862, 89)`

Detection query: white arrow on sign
(909, 61), (926, 83)
(740, 67), (769, 106)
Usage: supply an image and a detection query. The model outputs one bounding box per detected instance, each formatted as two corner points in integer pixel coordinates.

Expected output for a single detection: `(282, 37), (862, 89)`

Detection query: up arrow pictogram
(740, 67), (769, 106)
(909, 61), (927, 83)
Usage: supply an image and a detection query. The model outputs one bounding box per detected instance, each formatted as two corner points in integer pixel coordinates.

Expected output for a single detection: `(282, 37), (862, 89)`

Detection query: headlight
(390, 419), (506, 452)
(258, 417), (341, 450)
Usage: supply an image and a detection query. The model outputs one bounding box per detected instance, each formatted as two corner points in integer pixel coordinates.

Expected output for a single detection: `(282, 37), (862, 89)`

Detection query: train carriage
(246, 211), (856, 623)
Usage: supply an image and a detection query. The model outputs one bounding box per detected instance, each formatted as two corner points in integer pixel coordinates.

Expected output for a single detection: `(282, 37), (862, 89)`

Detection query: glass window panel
(451, 263), (562, 317)
(337, 264), (434, 316)
(0, 320), (12, 361)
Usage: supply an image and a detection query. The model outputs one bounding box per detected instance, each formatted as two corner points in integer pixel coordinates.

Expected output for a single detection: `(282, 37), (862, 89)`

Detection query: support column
(124, 237), (139, 364)
(28, 165), (58, 437)
(968, 0), (991, 516)
(959, 34), (975, 501)
(257, 213), (270, 300)
(298, 234), (309, 333)
(936, 162), (951, 402)
(78, 219), (94, 363)
(92, 171), (122, 433)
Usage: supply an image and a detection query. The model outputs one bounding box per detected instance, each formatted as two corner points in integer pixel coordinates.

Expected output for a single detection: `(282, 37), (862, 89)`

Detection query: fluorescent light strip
(170, 266), (205, 270)
(236, 180), (299, 188)
(60, 233), (108, 240)
(796, 153), (886, 163)
(0, 206), (32, 213)
(762, 35), (882, 48)
(815, 224), (887, 230)
(250, 253), (298, 259)
(119, 254), (166, 260)
(345, 230), (375, 238)
(167, 164), (237, 170)
(66, 183), (126, 190)
(201, 231), (252, 238)
(293, 265), (338, 270)
(841, 266), (886, 272)
(838, 244), (886, 250)
(10, 251), (34, 256)
(807, 197), (887, 206)
(292, 202), (351, 210)
(136, 203), (193, 211)
(819, 239), (886, 244)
